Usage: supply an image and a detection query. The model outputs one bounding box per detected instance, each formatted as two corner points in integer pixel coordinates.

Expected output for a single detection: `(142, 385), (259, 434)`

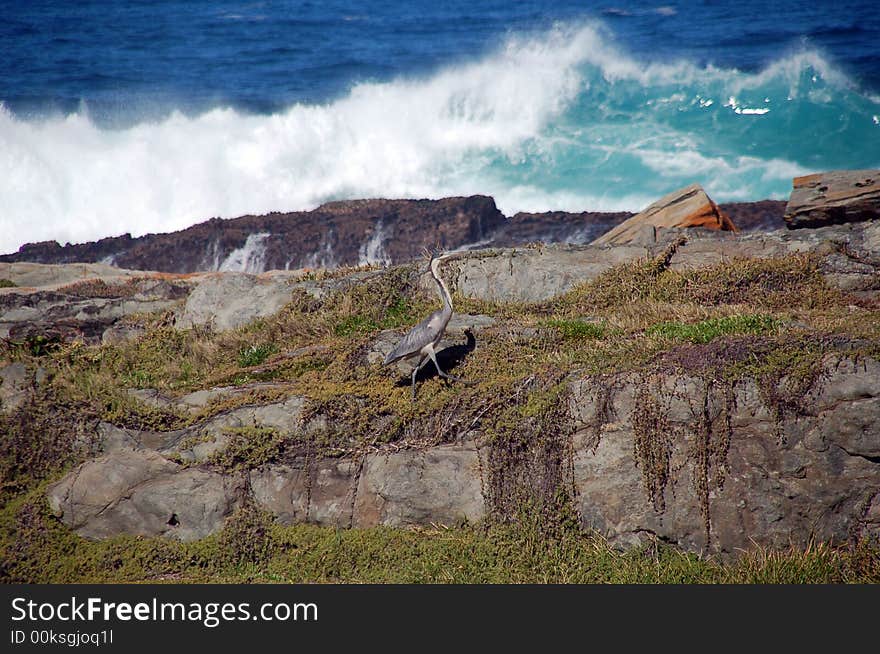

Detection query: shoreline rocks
(44, 356), (880, 554)
(785, 169), (880, 229)
(592, 183), (736, 247)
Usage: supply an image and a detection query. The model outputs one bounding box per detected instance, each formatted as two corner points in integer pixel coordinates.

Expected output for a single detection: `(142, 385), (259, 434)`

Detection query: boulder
(353, 441), (485, 528)
(174, 272), (296, 331)
(592, 184), (736, 247)
(784, 169), (880, 229)
(0, 276), (189, 343)
(47, 449), (239, 541)
(435, 245), (648, 303)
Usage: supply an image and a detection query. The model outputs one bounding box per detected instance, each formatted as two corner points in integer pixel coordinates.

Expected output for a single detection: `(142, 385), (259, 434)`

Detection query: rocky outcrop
(46, 449), (239, 541)
(4, 220), (879, 343)
(570, 358), (880, 552)
(15, 196), (879, 554)
(1, 196), (507, 273)
(1, 195), (786, 275)
(785, 170), (880, 229)
(0, 275), (191, 343)
(175, 272), (301, 332)
(592, 184), (736, 247)
(45, 356), (880, 553)
(434, 245), (648, 303)
(432, 220), (880, 304)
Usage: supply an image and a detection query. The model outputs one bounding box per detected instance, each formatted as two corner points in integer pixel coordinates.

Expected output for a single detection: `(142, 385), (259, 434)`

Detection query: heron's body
(383, 253), (471, 398)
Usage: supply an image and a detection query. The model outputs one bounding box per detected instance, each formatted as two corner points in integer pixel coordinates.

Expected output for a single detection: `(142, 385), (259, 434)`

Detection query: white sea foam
(358, 221), (391, 266)
(218, 232), (271, 273)
(0, 22), (870, 254)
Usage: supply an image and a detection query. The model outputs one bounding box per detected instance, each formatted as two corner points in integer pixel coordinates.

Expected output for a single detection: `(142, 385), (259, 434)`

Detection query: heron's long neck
(431, 260), (453, 314)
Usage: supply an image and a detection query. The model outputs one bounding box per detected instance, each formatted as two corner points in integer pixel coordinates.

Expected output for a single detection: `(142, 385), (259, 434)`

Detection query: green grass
(646, 314), (780, 343)
(0, 278), (17, 288)
(2, 491), (877, 584)
(208, 427), (286, 470)
(237, 343), (278, 367)
(545, 319), (607, 340)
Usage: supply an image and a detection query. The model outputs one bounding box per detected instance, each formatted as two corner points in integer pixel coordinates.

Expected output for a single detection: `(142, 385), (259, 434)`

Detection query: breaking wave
(2, 21), (879, 253)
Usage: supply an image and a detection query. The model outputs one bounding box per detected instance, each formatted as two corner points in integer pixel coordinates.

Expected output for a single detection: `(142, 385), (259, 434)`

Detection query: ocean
(1, 0), (879, 254)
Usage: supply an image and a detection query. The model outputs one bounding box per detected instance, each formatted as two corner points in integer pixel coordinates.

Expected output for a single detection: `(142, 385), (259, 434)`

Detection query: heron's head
(421, 246), (449, 273)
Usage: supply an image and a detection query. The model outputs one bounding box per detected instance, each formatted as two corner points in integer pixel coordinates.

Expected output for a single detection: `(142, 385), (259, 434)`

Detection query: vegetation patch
(237, 342), (278, 367)
(544, 318), (607, 340)
(208, 427), (287, 470)
(630, 379), (675, 513)
(0, 385), (98, 504)
(0, 278), (17, 288)
(1, 490), (877, 584)
(217, 503), (277, 567)
(57, 278), (141, 299)
(481, 375), (577, 527)
(554, 251), (844, 313)
(646, 314), (779, 343)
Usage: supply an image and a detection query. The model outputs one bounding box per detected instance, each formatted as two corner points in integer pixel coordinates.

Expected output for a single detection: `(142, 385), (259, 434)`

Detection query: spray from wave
(1, 21), (878, 254)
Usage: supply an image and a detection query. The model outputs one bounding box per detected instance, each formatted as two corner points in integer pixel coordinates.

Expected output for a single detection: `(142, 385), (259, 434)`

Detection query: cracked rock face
(784, 169), (880, 229)
(45, 356), (880, 553)
(47, 449), (240, 541)
(569, 358), (880, 553)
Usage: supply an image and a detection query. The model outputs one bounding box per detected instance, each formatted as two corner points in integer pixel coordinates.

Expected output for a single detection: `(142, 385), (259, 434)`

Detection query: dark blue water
(1, 1), (879, 252)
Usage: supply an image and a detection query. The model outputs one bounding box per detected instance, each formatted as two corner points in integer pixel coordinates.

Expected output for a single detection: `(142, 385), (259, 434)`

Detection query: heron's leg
(411, 355), (428, 400)
(427, 345), (474, 385)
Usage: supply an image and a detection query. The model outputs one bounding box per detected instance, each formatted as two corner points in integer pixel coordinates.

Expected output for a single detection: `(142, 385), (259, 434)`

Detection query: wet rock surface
(2, 194), (787, 274)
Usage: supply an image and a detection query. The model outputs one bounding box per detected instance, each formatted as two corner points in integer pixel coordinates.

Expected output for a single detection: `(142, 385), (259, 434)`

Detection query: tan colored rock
(784, 169), (880, 228)
(592, 183), (736, 247)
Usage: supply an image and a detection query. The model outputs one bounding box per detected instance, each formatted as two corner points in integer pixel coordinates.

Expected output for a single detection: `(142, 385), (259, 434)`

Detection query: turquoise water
(1, 1), (879, 252)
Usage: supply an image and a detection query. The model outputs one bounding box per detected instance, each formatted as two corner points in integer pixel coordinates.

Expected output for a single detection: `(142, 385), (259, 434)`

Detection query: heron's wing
(383, 310), (443, 365)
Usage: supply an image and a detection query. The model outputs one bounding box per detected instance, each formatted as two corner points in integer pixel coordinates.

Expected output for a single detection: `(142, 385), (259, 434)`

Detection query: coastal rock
(0, 276), (189, 343)
(436, 245), (648, 303)
(175, 272), (297, 331)
(0, 261), (148, 290)
(1, 196), (506, 274)
(47, 449), (239, 541)
(353, 441), (485, 527)
(568, 359), (880, 553)
(1, 197), (787, 275)
(592, 184), (736, 247)
(251, 458), (362, 526)
(3, 219), (879, 344)
(784, 169), (880, 229)
(46, 354), (880, 553)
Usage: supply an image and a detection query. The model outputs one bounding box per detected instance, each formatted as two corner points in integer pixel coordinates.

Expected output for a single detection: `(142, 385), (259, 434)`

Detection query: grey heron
(383, 250), (473, 399)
